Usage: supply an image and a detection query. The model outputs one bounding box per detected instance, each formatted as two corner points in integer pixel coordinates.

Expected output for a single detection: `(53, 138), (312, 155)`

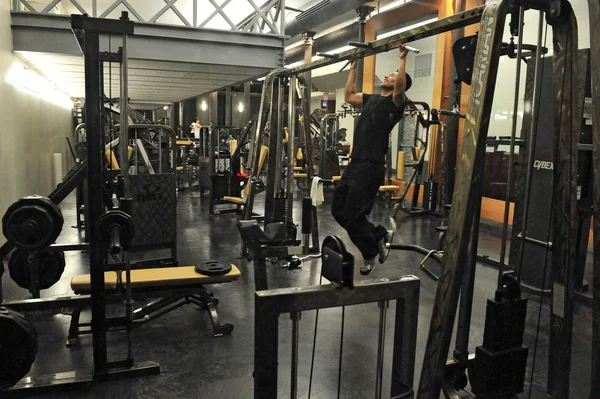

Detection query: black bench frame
(67, 284), (233, 347)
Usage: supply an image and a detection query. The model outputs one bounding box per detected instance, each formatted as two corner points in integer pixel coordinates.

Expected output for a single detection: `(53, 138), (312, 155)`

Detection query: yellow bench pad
(121, 265), (241, 289)
(293, 167), (304, 171)
(223, 196), (246, 205)
(176, 166), (184, 171)
(71, 272), (119, 291)
(294, 173), (308, 178)
(379, 185), (399, 192)
(176, 140), (194, 146)
(332, 176), (342, 181)
(70, 266), (240, 292)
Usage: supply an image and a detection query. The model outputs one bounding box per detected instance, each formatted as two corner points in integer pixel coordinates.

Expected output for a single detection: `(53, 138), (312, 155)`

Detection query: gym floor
(1, 190), (594, 398)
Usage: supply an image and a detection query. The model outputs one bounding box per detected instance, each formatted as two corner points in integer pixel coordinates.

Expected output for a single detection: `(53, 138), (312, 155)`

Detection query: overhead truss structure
(11, 0), (287, 35)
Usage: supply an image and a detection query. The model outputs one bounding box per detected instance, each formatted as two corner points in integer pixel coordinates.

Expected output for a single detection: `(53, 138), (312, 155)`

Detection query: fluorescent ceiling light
(8, 64), (72, 110)
(377, 16), (438, 39)
(285, 0), (412, 51)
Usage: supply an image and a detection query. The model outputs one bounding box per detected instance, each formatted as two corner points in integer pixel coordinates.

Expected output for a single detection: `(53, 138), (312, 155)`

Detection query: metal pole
(375, 300), (389, 399)
(83, 26), (108, 376)
(515, 11), (545, 281)
(119, 23), (129, 197)
(286, 75), (297, 228)
(355, 7), (372, 94)
(280, 0), (285, 36)
(497, 6), (524, 290)
(303, 31), (315, 98)
(454, 185), (482, 364)
(289, 6), (484, 75)
(274, 78), (284, 192)
(225, 86), (232, 126)
(290, 311), (301, 399)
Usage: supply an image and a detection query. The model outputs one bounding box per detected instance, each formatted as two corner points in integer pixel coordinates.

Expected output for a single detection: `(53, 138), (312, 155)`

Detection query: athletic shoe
(360, 258), (377, 275)
(378, 230), (394, 264)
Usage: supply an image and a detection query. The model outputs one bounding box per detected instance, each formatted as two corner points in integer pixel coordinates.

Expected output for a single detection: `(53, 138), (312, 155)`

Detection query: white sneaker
(361, 258), (376, 275)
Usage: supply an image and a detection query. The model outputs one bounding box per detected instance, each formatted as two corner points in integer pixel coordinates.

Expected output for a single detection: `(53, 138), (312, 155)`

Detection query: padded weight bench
(332, 175), (342, 181)
(67, 265), (241, 346)
(379, 185), (399, 192)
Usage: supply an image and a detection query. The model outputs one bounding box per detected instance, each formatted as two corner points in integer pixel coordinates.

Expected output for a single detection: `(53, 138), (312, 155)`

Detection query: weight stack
(470, 289), (528, 398)
(423, 180), (438, 211)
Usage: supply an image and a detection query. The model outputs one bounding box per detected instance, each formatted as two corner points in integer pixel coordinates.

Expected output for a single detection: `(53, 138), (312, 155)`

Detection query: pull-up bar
(287, 5), (486, 75)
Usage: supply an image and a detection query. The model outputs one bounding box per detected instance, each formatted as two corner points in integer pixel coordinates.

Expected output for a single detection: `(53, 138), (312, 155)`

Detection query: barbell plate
(0, 307), (38, 390)
(8, 249), (66, 290)
(2, 196), (63, 250)
(195, 261), (232, 276)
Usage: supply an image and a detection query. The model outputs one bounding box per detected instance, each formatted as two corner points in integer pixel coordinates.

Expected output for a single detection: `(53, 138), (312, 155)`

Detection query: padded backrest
(237, 220), (286, 247)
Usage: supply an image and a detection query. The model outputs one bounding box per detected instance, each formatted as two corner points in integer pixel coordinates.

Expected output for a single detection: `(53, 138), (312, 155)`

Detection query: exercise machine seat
(237, 220), (287, 247)
(223, 196), (246, 205)
(70, 266), (240, 294)
(379, 185), (399, 192)
(70, 272), (119, 292)
(332, 176), (342, 181)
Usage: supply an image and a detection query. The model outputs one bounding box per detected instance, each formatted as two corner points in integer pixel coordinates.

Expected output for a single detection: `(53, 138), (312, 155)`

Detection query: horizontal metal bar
(287, 6), (485, 75)
(389, 243), (442, 263)
(255, 276), (419, 313)
(50, 243), (89, 251)
(516, 232), (552, 249)
(71, 14), (134, 34)
(2, 295), (91, 311)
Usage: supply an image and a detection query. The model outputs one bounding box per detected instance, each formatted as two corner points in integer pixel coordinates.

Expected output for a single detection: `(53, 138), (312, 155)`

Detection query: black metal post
(82, 26), (108, 376)
(547, 12), (586, 398)
(417, 1), (508, 397)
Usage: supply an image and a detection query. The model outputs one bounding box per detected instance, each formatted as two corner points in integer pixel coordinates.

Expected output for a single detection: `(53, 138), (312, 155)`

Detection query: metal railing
(254, 275), (420, 398)
(11, 0), (286, 35)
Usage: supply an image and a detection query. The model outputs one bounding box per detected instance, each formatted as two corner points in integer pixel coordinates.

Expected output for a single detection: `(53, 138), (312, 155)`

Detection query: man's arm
(344, 61), (363, 106)
(393, 46), (409, 108)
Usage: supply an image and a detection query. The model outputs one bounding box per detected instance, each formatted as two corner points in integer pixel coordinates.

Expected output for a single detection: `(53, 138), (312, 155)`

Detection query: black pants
(332, 161), (387, 260)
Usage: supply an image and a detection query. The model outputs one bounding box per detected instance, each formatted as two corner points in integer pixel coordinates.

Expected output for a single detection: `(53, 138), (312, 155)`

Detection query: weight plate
(9, 249), (66, 290)
(2, 196), (63, 249)
(196, 261), (232, 276)
(0, 307), (38, 390)
(96, 210), (135, 249)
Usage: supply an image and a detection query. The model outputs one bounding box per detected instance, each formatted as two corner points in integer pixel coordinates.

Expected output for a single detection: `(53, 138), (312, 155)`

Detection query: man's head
(380, 72), (412, 91)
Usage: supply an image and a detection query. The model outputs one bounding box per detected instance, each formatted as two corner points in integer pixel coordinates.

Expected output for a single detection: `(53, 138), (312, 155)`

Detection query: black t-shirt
(351, 94), (405, 163)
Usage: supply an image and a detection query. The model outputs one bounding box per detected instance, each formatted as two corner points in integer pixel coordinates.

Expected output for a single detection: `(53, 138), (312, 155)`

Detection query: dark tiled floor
(0, 190), (595, 398)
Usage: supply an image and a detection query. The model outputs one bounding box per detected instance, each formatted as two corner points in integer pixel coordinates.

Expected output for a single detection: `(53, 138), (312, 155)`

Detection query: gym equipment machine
(392, 101), (441, 216)
(254, 235), (420, 399)
(242, 72), (321, 253)
(126, 124), (178, 266)
(237, 197), (314, 291)
(208, 125), (245, 215)
(0, 13), (162, 395)
(316, 113), (342, 180)
(415, 0), (600, 397)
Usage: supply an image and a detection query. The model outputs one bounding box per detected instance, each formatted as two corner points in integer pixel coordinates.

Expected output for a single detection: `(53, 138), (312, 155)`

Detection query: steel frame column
(547, 9), (586, 397)
(297, 74), (319, 249)
(417, 1), (508, 397)
(82, 25), (109, 376)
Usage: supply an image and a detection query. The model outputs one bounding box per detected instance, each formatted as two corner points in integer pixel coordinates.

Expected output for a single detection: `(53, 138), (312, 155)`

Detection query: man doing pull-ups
(332, 46), (412, 275)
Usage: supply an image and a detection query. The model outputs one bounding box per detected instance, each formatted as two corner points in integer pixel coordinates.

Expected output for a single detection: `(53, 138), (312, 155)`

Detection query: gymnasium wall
(0, 2), (74, 247)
